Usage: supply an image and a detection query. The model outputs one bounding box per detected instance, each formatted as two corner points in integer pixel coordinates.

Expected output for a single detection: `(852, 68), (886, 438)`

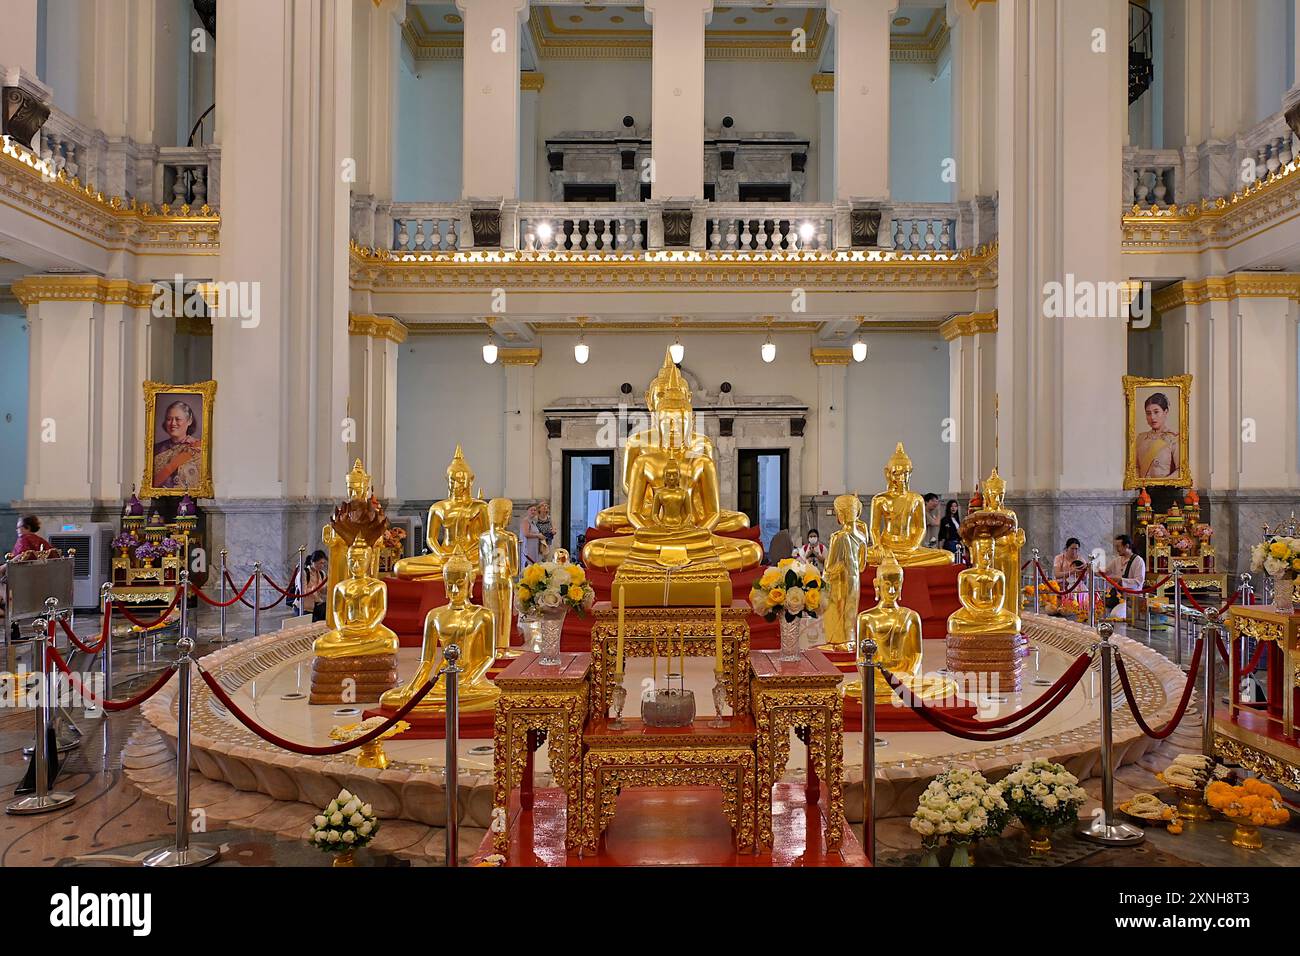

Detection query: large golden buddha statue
(866, 443), (954, 567)
(594, 350), (750, 534)
(582, 354), (762, 580)
(379, 553), (500, 715)
(820, 494), (868, 652)
(393, 445), (489, 581)
(977, 467), (1025, 600)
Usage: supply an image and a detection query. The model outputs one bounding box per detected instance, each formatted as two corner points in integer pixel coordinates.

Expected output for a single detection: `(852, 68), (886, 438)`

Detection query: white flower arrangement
(999, 759), (1088, 828)
(308, 788), (380, 855)
(910, 767), (1009, 847)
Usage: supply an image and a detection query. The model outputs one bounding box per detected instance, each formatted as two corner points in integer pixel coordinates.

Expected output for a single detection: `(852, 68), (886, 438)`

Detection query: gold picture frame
(1123, 374), (1191, 489)
(141, 380), (217, 499)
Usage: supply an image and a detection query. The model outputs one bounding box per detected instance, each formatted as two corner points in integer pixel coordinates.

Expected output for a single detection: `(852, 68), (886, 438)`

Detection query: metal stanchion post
(217, 550), (228, 643)
(1078, 622), (1144, 846)
(1203, 608), (1218, 759)
(296, 546), (306, 617)
(253, 561), (263, 637)
(443, 644), (461, 868)
(178, 570), (189, 643)
(100, 582), (113, 700)
(1172, 568), (1183, 669)
(860, 638), (877, 865)
(7, 606), (75, 815)
(143, 638), (218, 867)
(1239, 572), (1253, 607)
(1088, 566), (1097, 628)
(1031, 548), (1041, 615)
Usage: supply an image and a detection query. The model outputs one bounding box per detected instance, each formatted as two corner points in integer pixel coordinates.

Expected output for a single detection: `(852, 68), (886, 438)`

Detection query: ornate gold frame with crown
(1123, 374), (1192, 489)
(141, 379), (217, 499)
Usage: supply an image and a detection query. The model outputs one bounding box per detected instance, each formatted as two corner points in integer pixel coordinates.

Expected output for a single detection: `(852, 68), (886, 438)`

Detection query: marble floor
(2, 601), (1298, 867)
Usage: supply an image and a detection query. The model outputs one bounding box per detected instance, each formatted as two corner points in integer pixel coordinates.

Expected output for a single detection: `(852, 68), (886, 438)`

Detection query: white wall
(889, 59), (953, 202)
(845, 333), (949, 495)
(41, 0), (91, 120)
(1253, 0), (1290, 124)
(395, 54), (462, 201)
(0, 311), (30, 505)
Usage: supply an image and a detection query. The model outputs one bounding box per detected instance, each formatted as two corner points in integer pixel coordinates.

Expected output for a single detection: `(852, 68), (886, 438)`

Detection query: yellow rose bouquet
(516, 560), (596, 618)
(749, 557), (825, 623)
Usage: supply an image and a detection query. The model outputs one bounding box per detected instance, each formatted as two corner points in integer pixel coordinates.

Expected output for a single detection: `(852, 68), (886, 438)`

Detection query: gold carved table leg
(752, 692), (844, 852)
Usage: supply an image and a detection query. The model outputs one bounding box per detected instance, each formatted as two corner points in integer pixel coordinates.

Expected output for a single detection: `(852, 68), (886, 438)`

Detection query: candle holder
(709, 668), (729, 728)
(642, 672), (696, 727)
(609, 672), (628, 730)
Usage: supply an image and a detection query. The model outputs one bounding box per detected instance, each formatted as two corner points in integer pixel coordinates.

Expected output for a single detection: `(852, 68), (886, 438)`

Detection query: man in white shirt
(1105, 534), (1147, 619)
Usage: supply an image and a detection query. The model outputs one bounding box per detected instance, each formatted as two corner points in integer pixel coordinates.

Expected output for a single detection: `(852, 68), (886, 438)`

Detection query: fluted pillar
(812, 348), (849, 495)
(813, 74), (835, 201)
(941, 312), (997, 496)
(347, 315), (405, 502)
(351, 0), (403, 245)
(948, 0), (997, 204)
(457, 0), (529, 201)
(826, 0), (898, 201)
(644, 0), (712, 200)
(501, 348), (540, 500)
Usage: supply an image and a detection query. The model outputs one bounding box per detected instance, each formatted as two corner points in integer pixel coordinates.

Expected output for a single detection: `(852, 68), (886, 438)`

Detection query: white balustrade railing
(705, 204), (834, 252)
(518, 202), (647, 252)
(1124, 148), (1181, 207)
(156, 146), (219, 209)
(884, 203), (957, 251)
(388, 203), (465, 252)
(39, 106), (103, 187)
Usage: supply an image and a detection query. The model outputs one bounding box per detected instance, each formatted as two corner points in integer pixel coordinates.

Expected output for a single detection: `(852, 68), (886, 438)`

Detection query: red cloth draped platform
(842, 691), (979, 732)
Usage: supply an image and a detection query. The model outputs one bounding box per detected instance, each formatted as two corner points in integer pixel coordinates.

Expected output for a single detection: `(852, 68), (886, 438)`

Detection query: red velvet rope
(261, 573), (328, 600)
(190, 575), (255, 608)
(1097, 571), (1174, 595)
(1113, 637), (1202, 740)
(1181, 586), (1244, 619)
(58, 606), (112, 654)
(48, 646), (178, 712)
(224, 570), (286, 611)
(1032, 562), (1090, 596)
(1233, 636), (1270, 676)
(113, 587), (182, 629)
(880, 653), (1091, 741)
(197, 665), (441, 756)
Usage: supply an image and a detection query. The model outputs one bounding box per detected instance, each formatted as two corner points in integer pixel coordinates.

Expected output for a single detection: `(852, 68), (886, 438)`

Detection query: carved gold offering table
(492, 652), (591, 852)
(750, 649), (845, 851)
(1216, 605), (1300, 787)
(579, 717), (757, 854)
(588, 601), (752, 718)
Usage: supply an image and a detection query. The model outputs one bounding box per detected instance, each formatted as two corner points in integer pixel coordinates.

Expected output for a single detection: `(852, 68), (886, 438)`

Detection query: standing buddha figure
(866, 443), (954, 567)
(394, 445), (489, 581)
(479, 497), (520, 660)
(380, 553), (500, 715)
(820, 494), (869, 652)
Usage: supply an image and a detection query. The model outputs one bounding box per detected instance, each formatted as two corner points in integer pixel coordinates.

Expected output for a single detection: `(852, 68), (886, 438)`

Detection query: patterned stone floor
(3, 602), (1299, 867)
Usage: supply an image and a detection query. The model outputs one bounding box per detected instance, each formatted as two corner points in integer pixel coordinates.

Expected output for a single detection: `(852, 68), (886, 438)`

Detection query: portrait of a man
(142, 381), (216, 498)
(1123, 375), (1191, 489)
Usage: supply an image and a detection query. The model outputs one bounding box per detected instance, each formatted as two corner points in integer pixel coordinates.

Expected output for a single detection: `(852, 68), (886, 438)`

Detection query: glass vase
(779, 616), (803, 662)
(920, 844), (940, 867)
(536, 610), (566, 665)
(949, 841), (973, 867)
(1273, 573), (1295, 613)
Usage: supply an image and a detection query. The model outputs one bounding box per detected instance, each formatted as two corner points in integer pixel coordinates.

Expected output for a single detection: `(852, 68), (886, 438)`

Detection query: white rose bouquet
(910, 767), (1009, 849)
(749, 558), (825, 623)
(999, 759), (1088, 829)
(516, 561), (596, 618)
(308, 788), (380, 857)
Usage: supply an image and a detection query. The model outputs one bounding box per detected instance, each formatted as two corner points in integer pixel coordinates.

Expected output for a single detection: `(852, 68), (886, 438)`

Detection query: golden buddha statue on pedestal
(322, 459), (381, 628)
(977, 467), (1025, 602)
(393, 445), (489, 581)
(379, 553), (500, 716)
(945, 510), (1026, 688)
(819, 494), (868, 652)
(595, 349), (750, 535)
(866, 443), (954, 567)
(948, 535), (1021, 636)
(479, 497), (521, 660)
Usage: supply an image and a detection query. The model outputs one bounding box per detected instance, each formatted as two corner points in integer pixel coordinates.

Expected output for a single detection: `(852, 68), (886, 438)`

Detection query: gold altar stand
(750, 649), (845, 851)
(492, 652), (591, 852)
(1216, 605), (1300, 787)
(587, 602), (753, 717)
(579, 717), (757, 854)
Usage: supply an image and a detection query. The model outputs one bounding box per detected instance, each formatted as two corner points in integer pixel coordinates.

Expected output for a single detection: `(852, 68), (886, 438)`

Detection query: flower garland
(1204, 778), (1290, 826)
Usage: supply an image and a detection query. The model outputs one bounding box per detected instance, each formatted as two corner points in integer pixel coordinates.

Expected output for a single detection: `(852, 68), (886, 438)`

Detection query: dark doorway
(737, 449), (788, 552)
(562, 451), (615, 557)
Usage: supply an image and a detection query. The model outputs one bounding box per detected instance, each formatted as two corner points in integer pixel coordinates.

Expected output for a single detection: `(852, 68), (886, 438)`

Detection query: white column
(458, 0), (528, 200)
(813, 350), (849, 495)
(942, 313), (997, 494)
(826, 0), (898, 201)
(502, 349), (540, 499)
(948, 0), (997, 201)
(644, 0), (712, 201)
(352, 0), (401, 200)
(813, 74), (835, 201)
(519, 73), (543, 201)
(347, 315), (404, 501)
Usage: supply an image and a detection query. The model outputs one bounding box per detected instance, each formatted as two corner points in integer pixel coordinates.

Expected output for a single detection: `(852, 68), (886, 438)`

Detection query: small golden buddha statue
(314, 542), (400, 659)
(819, 494), (868, 652)
(595, 349), (750, 534)
(978, 467), (1025, 601)
(393, 445), (489, 581)
(479, 497), (520, 660)
(322, 459), (381, 627)
(948, 534), (1021, 636)
(379, 553), (500, 715)
(866, 443), (954, 567)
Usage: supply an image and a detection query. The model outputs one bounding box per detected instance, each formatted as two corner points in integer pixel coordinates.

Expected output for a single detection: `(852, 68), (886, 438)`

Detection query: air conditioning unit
(387, 515), (423, 558)
(47, 522), (116, 609)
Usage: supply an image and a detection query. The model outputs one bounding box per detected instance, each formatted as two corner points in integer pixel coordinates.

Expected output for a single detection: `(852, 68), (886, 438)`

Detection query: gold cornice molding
(811, 73), (834, 93)
(11, 275), (157, 308)
(520, 72), (545, 92)
(939, 310), (998, 341)
(1151, 275), (1300, 312)
(348, 312), (409, 343)
(499, 347), (542, 366)
(810, 347), (852, 366)
(890, 9), (949, 63)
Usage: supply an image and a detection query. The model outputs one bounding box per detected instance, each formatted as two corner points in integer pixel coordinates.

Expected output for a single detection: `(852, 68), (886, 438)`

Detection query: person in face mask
(796, 528), (827, 571)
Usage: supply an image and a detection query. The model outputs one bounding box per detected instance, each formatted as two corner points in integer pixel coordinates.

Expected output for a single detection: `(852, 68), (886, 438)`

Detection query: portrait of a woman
(153, 400), (202, 489)
(1123, 375), (1190, 489)
(143, 381), (216, 498)
(1135, 391), (1178, 479)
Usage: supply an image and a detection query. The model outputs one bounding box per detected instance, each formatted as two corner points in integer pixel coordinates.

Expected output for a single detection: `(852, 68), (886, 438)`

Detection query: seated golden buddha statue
(394, 445), (489, 581)
(948, 528), (1021, 637)
(866, 443), (954, 567)
(322, 459), (381, 627)
(380, 553), (500, 715)
(845, 550), (953, 702)
(313, 541), (400, 660)
(594, 349), (750, 535)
